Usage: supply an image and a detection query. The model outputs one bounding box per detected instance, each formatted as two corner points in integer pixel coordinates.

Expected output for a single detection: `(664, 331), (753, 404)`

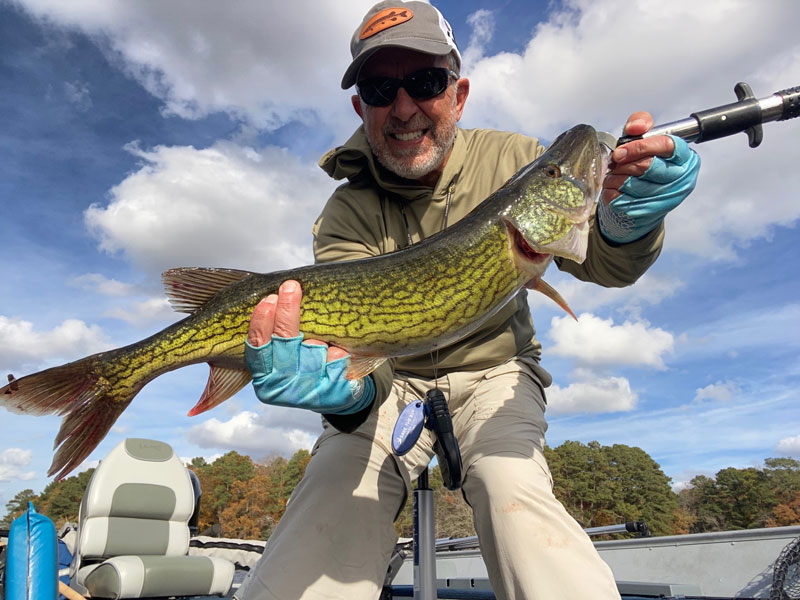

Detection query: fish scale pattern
(1, 124), (603, 480)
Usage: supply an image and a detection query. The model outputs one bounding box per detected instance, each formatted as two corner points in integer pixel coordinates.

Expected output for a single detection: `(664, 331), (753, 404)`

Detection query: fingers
(248, 295), (277, 346)
(622, 111), (654, 137)
(248, 280), (349, 363)
(248, 280), (301, 345)
(601, 111), (677, 204)
(327, 346), (350, 361)
(305, 339), (349, 362)
(613, 111), (674, 165)
(273, 280), (302, 338)
(612, 135), (675, 166)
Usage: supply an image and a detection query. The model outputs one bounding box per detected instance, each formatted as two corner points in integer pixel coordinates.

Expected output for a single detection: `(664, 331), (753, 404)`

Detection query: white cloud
(84, 140), (336, 277)
(18, 0), (800, 265)
(776, 436), (800, 456)
(675, 303), (800, 362)
(530, 269), (685, 316)
(187, 408), (321, 458)
(63, 80), (92, 111)
(693, 380), (740, 403)
(548, 313), (674, 369)
(15, 0), (374, 138)
(69, 273), (139, 296)
(461, 0), (800, 258)
(664, 127), (800, 261)
(0, 448), (36, 482)
(0, 316), (113, 373)
(464, 0), (800, 136)
(461, 9), (494, 69)
(547, 375), (637, 415)
(103, 297), (176, 327)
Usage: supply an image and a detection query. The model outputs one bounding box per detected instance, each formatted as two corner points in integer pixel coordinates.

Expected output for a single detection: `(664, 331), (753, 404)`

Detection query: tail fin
(2, 357), (136, 480)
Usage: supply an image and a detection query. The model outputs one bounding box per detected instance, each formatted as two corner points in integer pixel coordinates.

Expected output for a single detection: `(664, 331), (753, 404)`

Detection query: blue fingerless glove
(598, 135), (700, 244)
(245, 334), (375, 415)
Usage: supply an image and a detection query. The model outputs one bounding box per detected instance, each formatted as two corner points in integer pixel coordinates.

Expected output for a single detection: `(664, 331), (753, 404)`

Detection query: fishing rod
(602, 82), (800, 149)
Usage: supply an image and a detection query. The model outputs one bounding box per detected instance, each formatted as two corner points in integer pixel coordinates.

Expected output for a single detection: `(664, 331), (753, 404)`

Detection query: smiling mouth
(390, 129), (427, 142)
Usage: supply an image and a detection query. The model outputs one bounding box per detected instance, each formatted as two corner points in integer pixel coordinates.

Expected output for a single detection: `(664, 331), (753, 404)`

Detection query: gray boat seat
(69, 438), (234, 599)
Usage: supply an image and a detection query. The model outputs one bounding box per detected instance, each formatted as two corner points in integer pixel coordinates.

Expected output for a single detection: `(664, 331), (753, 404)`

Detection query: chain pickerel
(1, 124), (609, 479)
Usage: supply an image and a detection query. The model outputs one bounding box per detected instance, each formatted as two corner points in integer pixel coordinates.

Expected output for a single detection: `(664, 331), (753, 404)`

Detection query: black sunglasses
(357, 67), (458, 107)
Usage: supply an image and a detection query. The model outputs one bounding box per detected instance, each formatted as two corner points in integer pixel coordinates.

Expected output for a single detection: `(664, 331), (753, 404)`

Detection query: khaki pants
(239, 359), (620, 600)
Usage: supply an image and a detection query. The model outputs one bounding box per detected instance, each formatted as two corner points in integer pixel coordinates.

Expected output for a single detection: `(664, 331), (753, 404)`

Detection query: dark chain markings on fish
(0, 124), (608, 480)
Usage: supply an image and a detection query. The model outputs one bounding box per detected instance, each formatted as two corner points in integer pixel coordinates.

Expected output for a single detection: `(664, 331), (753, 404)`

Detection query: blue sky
(1, 0), (799, 510)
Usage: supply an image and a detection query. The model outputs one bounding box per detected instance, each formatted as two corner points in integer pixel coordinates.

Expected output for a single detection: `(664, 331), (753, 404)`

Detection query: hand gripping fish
(1, 124), (609, 479)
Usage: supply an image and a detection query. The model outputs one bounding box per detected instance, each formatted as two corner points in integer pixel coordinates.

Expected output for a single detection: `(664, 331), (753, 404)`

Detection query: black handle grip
(777, 86), (800, 120)
(616, 82), (799, 148)
(425, 389), (462, 491)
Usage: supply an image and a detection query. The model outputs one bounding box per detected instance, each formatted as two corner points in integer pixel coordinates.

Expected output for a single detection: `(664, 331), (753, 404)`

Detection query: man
(239, 2), (700, 599)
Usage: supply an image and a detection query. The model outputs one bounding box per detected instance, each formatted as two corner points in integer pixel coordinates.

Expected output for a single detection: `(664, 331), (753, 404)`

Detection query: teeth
(394, 130), (424, 141)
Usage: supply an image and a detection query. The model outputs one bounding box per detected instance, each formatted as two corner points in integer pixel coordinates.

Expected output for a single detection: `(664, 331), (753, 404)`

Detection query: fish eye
(545, 164), (561, 178)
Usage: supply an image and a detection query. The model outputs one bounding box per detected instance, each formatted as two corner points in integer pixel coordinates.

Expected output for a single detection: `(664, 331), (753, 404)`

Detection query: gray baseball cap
(341, 1), (461, 89)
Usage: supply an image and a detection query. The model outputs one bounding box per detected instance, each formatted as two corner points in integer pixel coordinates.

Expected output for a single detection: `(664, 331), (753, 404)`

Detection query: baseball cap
(341, 1), (461, 89)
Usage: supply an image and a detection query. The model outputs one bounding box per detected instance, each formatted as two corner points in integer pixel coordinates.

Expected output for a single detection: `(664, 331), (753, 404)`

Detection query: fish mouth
(507, 125), (610, 265)
(510, 224), (552, 264)
(546, 125), (611, 205)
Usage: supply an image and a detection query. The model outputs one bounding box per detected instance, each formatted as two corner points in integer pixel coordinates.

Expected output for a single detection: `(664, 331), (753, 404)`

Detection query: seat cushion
(79, 555), (234, 599)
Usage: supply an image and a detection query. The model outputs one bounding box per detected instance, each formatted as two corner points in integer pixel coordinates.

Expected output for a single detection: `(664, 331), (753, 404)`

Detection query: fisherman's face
(352, 48), (469, 187)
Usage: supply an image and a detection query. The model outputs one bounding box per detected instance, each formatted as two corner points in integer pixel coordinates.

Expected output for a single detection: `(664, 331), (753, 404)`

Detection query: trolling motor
(601, 82), (800, 149)
(392, 388), (463, 600)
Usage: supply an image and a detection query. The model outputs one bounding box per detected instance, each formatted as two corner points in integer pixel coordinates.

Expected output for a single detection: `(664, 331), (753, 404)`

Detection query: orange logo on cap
(360, 8), (414, 40)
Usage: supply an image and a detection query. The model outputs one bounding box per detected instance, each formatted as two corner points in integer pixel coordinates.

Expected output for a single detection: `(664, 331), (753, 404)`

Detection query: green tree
(763, 457), (800, 505)
(36, 469), (93, 527)
(547, 441), (678, 536)
(189, 456), (209, 470)
(714, 467), (775, 529)
(605, 444), (678, 535)
(547, 441), (617, 528)
(4, 488), (38, 523)
(679, 461), (794, 533)
(193, 451), (256, 531)
(263, 455), (289, 523)
(680, 474), (727, 532)
(282, 449), (311, 498)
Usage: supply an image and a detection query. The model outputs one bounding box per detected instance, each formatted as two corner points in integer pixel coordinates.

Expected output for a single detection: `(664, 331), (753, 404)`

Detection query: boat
(2, 438), (798, 599)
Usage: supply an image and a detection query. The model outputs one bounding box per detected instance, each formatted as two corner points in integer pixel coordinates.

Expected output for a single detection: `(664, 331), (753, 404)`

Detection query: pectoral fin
(346, 356), (387, 380)
(527, 277), (577, 321)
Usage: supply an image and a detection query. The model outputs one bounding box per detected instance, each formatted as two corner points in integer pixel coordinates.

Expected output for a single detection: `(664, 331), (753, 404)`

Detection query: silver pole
(414, 470), (437, 600)
(584, 523), (633, 536)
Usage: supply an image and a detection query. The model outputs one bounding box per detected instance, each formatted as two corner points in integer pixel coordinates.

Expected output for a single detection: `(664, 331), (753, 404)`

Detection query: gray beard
(364, 110), (458, 181)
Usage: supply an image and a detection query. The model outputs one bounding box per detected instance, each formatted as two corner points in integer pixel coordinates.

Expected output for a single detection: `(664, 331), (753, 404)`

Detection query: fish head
(503, 124), (610, 270)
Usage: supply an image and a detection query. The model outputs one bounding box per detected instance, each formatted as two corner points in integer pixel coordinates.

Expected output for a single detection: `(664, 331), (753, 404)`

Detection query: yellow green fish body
(1, 124), (608, 479)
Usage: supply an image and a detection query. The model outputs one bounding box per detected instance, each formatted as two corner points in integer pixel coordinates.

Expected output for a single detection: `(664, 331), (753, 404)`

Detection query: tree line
(4, 442), (799, 540)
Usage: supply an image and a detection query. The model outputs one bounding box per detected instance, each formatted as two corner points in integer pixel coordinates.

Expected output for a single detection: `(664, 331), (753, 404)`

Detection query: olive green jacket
(314, 126), (664, 428)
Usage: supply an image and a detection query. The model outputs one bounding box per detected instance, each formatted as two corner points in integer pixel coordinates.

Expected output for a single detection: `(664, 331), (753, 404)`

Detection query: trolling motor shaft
(616, 82), (800, 148)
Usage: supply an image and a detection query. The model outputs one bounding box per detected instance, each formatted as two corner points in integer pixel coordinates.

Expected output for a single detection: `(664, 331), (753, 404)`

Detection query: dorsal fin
(162, 267), (255, 314)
